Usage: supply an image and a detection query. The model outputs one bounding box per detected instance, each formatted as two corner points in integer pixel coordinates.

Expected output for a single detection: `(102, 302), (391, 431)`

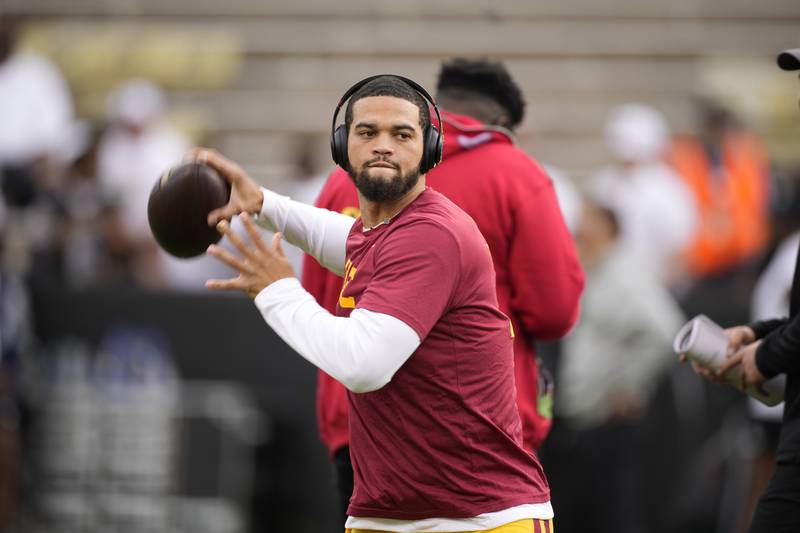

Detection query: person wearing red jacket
(303, 58), (585, 520)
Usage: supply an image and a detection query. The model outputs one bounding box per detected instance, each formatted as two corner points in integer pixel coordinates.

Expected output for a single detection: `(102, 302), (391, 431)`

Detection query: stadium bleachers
(6, 0), (800, 180)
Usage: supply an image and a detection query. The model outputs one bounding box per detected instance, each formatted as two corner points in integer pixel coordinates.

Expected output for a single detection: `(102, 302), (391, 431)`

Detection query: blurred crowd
(0, 18), (221, 291)
(0, 16), (787, 294)
(544, 95), (796, 533)
(1, 10), (799, 533)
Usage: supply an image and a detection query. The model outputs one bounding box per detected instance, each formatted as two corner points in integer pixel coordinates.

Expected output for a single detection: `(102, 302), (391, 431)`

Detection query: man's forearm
(254, 278), (420, 393)
(255, 188), (353, 276)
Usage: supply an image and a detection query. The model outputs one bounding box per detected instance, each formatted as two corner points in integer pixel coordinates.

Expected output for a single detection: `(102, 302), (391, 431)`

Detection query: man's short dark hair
(344, 76), (430, 133)
(436, 58), (525, 128)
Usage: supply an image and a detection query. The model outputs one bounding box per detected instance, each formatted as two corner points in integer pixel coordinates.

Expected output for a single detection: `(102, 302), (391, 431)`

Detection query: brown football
(147, 161), (231, 258)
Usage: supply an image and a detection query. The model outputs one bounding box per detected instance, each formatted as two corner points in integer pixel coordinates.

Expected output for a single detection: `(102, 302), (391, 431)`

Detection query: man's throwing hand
(185, 147), (265, 226)
(205, 213), (295, 299)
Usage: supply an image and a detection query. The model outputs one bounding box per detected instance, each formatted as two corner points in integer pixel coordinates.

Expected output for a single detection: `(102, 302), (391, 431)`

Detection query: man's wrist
(254, 277), (302, 307)
(253, 188), (265, 215)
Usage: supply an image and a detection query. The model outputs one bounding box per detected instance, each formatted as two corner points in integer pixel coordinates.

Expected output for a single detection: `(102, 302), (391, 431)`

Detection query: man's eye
(359, 131), (375, 138)
(397, 132), (411, 140)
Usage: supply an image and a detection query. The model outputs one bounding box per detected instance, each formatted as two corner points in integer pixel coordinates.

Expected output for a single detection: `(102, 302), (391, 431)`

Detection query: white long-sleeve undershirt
(252, 187), (419, 391)
(254, 187), (354, 276)
(255, 277), (421, 393)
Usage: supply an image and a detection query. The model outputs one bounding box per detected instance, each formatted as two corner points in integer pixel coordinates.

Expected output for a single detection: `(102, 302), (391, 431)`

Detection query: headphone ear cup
(431, 125), (443, 167)
(331, 125), (349, 169)
(420, 125), (442, 174)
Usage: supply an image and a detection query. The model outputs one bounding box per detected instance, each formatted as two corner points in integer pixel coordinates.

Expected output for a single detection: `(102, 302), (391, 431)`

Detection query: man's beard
(348, 158), (421, 202)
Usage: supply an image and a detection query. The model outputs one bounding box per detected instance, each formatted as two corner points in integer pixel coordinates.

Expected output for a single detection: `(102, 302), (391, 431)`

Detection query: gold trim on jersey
(339, 258), (357, 309)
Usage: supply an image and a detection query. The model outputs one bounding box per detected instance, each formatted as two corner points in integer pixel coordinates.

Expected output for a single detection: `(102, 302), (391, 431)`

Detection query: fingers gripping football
(184, 148), (265, 226)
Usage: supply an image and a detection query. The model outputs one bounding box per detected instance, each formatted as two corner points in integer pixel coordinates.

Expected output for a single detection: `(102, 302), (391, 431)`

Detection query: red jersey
(304, 110), (584, 455)
(340, 188), (549, 519)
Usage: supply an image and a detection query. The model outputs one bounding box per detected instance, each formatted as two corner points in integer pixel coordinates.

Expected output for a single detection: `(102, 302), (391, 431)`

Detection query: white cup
(674, 314), (785, 406)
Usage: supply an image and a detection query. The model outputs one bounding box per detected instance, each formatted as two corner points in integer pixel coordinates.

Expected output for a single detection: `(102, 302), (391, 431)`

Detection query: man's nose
(372, 135), (394, 156)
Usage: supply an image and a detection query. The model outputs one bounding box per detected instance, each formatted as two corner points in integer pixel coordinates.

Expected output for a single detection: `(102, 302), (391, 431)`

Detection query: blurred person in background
(0, 15), (74, 278)
(690, 49), (800, 533)
(544, 165), (581, 234)
(0, 15), (73, 199)
(671, 100), (771, 280)
(0, 263), (31, 531)
(746, 170), (800, 460)
(750, 168), (800, 329)
(58, 123), (108, 286)
(738, 174), (800, 530)
(304, 57), (584, 522)
(587, 104), (697, 288)
(0, 18), (69, 523)
(280, 139), (329, 277)
(57, 122), (139, 287)
(551, 197), (685, 533)
(97, 79), (191, 287)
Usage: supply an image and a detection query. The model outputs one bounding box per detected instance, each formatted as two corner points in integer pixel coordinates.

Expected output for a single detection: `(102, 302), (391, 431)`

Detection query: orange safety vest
(670, 132), (770, 277)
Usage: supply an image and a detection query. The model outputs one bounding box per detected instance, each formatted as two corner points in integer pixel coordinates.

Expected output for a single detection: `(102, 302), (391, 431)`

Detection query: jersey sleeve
(356, 221), (460, 341)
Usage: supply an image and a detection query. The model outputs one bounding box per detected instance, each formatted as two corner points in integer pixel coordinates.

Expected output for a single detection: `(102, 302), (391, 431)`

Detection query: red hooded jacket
(303, 110), (584, 454)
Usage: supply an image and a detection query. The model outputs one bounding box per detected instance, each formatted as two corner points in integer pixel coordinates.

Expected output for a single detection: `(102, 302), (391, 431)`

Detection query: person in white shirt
(97, 79), (189, 240)
(97, 79), (233, 288)
(0, 20), (73, 169)
(0, 18), (75, 276)
(588, 104), (697, 286)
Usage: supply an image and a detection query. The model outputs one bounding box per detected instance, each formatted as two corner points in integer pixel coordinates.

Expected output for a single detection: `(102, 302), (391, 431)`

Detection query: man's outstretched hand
(205, 213), (295, 299)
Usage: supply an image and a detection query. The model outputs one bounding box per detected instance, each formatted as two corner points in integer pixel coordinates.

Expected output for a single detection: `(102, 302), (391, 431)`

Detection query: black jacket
(750, 243), (800, 463)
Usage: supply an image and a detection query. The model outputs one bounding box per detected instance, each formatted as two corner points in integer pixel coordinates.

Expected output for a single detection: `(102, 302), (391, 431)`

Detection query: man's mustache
(364, 157), (399, 169)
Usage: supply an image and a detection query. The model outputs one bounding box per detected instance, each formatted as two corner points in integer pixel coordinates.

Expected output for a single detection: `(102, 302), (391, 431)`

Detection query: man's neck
(359, 177), (426, 229)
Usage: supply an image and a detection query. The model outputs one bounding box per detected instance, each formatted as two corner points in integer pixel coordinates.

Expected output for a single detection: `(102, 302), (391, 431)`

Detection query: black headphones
(330, 74), (444, 175)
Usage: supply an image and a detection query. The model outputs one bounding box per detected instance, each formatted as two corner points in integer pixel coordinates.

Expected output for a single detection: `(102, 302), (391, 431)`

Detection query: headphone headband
(331, 74), (443, 134)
